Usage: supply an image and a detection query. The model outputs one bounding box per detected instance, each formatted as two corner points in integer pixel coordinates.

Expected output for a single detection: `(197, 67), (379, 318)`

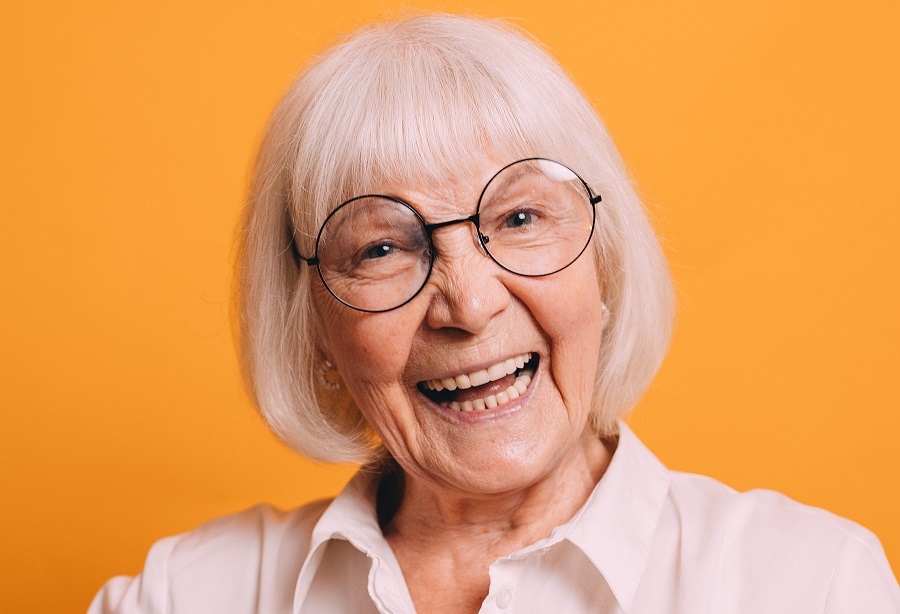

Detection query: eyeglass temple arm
(288, 235), (319, 267)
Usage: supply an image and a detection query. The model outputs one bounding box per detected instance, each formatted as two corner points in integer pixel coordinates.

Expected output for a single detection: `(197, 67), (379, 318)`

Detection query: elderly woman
(91, 14), (899, 614)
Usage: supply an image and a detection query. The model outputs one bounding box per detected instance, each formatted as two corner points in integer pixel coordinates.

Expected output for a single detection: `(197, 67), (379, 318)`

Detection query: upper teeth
(424, 352), (533, 392)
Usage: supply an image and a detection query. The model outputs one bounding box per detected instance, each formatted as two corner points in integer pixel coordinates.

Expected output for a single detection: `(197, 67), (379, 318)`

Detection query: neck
(382, 429), (615, 556)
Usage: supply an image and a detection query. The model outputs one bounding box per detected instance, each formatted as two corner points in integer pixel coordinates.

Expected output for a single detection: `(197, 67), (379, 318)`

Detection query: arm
(88, 536), (178, 614)
(824, 527), (900, 613)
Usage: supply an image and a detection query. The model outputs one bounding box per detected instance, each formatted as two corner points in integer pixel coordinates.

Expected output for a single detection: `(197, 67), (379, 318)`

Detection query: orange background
(2, 1), (898, 611)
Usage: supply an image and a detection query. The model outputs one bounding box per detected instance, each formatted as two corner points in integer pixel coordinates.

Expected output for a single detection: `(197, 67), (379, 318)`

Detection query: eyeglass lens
(315, 159), (596, 312)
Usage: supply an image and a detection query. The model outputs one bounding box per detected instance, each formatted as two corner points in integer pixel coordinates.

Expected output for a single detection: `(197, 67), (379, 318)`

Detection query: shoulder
(169, 499), (330, 566)
(89, 499), (332, 614)
(664, 472), (900, 611)
(668, 471), (866, 549)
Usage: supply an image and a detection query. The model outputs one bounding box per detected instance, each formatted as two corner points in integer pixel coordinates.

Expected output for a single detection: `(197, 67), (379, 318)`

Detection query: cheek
(556, 301), (603, 383)
(332, 322), (411, 387)
(533, 261), (603, 344)
(320, 313), (418, 444)
(529, 267), (604, 406)
(315, 289), (418, 392)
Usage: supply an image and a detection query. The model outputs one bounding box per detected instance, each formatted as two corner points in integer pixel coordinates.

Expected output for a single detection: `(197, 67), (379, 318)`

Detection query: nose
(422, 220), (510, 333)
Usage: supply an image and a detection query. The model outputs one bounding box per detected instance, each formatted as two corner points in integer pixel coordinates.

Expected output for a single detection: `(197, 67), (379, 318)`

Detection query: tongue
(451, 373), (517, 403)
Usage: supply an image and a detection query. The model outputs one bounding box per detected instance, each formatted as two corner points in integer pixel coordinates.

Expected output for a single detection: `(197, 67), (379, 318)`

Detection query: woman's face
(314, 155), (605, 496)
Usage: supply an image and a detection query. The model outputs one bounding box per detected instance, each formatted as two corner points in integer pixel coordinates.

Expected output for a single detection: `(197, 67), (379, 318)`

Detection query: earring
(601, 301), (610, 325)
(319, 359), (342, 391)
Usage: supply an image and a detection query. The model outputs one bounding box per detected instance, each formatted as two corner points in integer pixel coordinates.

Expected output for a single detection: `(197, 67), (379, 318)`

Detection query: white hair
(238, 14), (674, 462)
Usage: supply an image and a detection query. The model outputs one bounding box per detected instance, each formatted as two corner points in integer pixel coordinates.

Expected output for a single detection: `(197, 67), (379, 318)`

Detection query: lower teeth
(441, 370), (534, 411)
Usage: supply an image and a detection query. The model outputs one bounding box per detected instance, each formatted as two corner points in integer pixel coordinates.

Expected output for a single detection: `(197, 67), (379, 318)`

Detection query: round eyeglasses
(294, 158), (601, 312)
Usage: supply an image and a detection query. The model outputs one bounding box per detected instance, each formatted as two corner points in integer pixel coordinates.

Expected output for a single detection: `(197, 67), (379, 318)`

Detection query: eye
(504, 210), (535, 229)
(363, 243), (394, 260)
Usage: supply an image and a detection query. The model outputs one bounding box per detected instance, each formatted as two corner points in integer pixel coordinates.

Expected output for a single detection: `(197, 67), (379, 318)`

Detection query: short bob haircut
(238, 14), (674, 463)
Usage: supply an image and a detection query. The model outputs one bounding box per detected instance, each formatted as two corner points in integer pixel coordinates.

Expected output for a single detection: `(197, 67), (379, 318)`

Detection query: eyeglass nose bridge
(423, 212), (490, 248)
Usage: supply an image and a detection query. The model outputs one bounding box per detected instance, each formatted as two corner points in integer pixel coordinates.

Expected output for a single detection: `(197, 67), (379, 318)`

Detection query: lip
(415, 355), (542, 424)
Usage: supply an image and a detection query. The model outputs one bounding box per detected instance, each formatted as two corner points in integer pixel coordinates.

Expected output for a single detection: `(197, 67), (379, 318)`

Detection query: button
(495, 589), (513, 609)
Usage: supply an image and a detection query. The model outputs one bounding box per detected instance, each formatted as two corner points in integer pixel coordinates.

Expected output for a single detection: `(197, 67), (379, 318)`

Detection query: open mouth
(418, 352), (538, 411)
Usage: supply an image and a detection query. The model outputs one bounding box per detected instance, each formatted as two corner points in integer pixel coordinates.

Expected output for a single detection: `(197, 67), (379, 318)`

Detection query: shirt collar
(559, 421), (671, 611)
(309, 466), (385, 550)
(294, 421), (671, 612)
(293, 467), (390, 611)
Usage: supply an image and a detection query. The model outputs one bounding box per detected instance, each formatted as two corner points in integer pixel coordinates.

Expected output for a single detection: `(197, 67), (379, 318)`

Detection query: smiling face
(313, 156), (605, 497)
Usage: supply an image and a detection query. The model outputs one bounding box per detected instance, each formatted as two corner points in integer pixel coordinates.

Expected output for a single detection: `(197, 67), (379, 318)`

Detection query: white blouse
(90, 424), (900, 613)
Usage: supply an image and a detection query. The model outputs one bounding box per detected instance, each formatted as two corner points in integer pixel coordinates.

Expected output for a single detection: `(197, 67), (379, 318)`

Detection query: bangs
(338, 48), (536, 196)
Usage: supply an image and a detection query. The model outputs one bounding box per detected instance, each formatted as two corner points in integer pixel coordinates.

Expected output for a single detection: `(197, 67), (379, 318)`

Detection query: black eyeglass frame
(294, 157), (602, 313)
